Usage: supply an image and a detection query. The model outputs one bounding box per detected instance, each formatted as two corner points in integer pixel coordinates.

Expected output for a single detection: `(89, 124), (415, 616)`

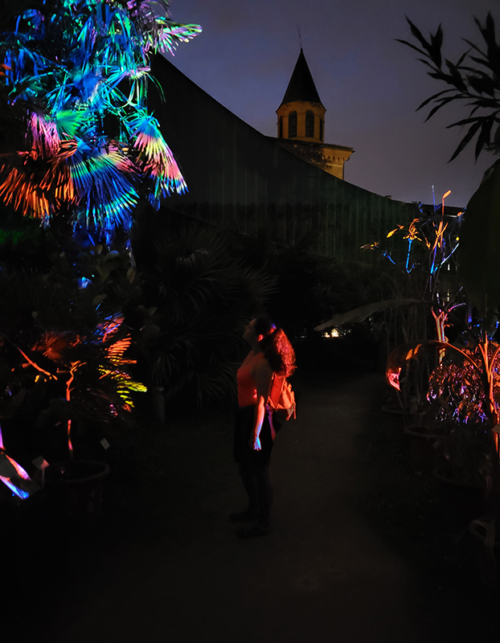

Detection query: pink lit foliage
(428, 343), (500, 427)
(30, 317), (146, 459)
(0, 424), (39, 500)
(389, 336), (500, 498)
(384, 160), (500, 483)
(0, 305), (146, 467)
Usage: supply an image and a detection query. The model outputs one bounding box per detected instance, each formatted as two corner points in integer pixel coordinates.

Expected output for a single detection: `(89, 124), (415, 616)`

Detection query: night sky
(167, 0), (498, 208)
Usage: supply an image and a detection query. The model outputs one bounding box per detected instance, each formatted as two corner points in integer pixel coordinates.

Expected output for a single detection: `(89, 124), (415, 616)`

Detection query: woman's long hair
(254, 317), (296, 378)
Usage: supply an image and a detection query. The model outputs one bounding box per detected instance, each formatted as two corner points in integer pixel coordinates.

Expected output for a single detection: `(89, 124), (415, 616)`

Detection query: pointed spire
(280, 49), (323, 107)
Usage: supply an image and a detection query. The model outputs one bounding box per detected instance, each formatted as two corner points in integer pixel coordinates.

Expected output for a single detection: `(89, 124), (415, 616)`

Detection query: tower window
(279, 116), (283, 138)
(288, 112), (297, 138)
(306, 111), (314, 138)
(319, 118), (324, 142)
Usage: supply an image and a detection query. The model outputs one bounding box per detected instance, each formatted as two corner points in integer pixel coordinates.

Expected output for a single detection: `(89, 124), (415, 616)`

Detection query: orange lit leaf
(386, 225), (404, 238)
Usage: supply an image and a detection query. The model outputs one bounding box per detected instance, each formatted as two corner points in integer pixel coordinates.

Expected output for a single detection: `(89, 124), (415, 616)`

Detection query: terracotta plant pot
(404, 425), (443, 469)
(37, 460), (110, 520)
(433, 464), (488, 526)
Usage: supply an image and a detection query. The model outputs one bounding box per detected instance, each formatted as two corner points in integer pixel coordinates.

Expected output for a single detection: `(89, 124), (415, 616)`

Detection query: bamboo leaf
(447, 116), (483, 128)
(468, 73), (496, 96)
(449, 120), (482, 161)
(430, 24), (443, 67)
(474, 118), (495, 160)
(456, 49), (470, 67)
(416, 88), (456, 111)
(423, 97), (457, 122)
(405, 17), (432, 54)
(395, 38), (426, 57)
(464, 34), (487, 58)
(444, 59), (467, 91)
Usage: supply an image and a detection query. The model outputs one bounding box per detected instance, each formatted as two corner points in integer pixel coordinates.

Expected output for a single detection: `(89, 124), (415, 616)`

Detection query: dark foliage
(398, 13), (500, 161)
(232, 227), (379, 340)
(131, 208), (274, 407)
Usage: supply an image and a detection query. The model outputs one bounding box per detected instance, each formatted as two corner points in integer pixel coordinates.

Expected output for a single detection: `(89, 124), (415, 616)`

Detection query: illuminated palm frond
(27, 111), (61, 158)
(94, 313), (125, 343)
(128, 111), (186, 205)
(99, 325), (147, 409)
(69, 144), (138, 230)
(54, 109), (91, 139)
(0, 0), (199, 231)
(0, 137), (78, 219)
(126, 0), (201, 55)
(32, 330), (81, 362)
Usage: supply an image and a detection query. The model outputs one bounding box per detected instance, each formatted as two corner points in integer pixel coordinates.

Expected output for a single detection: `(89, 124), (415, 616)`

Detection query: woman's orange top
(237, 352), (265, 407)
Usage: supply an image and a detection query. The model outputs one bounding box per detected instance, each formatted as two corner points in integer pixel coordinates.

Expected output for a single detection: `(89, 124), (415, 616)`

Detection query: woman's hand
(249, 435), (262, 451)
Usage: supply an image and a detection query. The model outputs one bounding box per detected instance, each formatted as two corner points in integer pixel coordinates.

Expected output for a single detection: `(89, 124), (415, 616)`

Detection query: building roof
(280, 49), (324, 107)
(150, 55), (413, 262)
(272, 137), (354, 153)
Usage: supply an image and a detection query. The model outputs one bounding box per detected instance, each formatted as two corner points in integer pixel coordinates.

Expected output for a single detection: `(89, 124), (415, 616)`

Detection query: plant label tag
(100, 438), (111, 450)
(32, 456), (50, 470)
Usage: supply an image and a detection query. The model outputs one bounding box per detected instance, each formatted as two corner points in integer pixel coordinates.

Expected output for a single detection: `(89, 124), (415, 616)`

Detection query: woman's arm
(250, 358), (273, 451)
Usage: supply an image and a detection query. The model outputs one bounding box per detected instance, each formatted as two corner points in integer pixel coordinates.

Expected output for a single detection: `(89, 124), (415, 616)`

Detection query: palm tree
(0, 0), (200, 237)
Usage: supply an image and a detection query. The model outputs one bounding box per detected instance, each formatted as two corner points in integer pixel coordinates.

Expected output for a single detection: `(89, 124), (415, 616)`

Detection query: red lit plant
(386, 160), (500, 490)
(0, 245), (148, 500)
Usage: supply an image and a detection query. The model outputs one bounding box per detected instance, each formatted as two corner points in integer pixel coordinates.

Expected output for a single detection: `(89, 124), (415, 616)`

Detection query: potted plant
(0, 250), (148, 517)
(0, 0), (200, 514)
(384, 155), (500, 522)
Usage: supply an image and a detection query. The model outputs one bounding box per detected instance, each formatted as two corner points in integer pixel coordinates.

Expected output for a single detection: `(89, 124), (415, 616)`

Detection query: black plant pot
(36, 460), (110, 520)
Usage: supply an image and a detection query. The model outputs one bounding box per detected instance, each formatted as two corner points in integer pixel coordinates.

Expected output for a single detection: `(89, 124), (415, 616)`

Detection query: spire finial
(297, 26), (302, 50)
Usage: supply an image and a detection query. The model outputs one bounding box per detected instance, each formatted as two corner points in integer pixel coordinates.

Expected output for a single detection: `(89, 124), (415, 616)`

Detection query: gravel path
(30, 372), (441, 643)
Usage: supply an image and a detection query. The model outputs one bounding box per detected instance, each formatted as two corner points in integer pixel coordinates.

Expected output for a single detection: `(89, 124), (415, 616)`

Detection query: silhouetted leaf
(456, 49), (470, 67)
(447, 116), (483, 128)
(417, 88), (456, 111)
(449, 121), (482, 161)
(474, 118), (495, 160)
(395, 38), (426, 57)
(430, 24), (443, 67)
(468, 56), (496, 72)
(444, 59), (467, 91)
(423, 97), (457, 122)
(405, 17), (432, 54)
(401, 14), (500, 161)
(463, 38), (486, 57)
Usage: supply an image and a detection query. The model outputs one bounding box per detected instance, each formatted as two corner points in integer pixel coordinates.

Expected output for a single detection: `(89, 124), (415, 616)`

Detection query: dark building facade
(151, 55), (413, 262)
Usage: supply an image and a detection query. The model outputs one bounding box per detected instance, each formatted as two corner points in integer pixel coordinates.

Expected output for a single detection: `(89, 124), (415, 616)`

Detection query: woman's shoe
(236, 524), (270, 538)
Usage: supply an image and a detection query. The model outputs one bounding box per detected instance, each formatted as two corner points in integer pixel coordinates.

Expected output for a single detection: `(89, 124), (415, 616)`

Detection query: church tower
(277, 49), (326, 143)
(276, 49), (353, 180)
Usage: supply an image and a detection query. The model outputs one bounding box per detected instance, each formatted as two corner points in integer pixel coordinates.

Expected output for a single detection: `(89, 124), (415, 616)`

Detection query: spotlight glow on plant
(0, 0), (201, 234)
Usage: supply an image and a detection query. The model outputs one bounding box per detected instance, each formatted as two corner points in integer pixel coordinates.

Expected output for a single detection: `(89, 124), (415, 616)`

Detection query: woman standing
(232, 317), (296, 538)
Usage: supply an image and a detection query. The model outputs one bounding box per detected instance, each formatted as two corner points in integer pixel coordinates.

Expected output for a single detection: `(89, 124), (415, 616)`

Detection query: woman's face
(243, 319), (259, 344)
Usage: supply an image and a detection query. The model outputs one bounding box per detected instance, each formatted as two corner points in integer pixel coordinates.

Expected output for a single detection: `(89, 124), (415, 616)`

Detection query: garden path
(37, 373), (439, 642)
